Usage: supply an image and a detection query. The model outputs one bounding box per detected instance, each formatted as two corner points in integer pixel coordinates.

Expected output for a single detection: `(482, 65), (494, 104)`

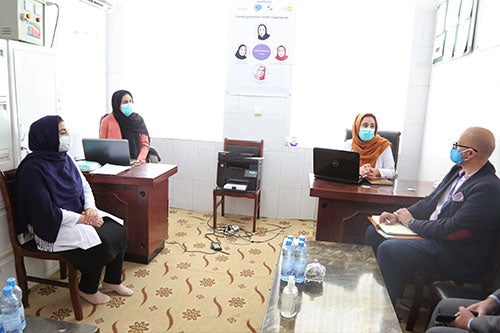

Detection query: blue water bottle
(6, 278), (24, 330)
(280, 239), (295, 282)
(293, 240), (307, 283)
(1, 286), (22, 333)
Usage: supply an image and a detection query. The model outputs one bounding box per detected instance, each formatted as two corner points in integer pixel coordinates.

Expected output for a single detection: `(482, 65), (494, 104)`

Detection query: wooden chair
(213, 138), (264, 232)
(0, 169), (83, 320)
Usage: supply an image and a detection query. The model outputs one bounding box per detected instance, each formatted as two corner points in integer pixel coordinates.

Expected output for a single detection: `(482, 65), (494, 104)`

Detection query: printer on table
(216, 150), (263, 192)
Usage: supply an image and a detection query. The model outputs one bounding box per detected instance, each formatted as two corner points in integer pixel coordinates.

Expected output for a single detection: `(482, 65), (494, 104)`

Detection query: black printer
(216, 151), (263, 192)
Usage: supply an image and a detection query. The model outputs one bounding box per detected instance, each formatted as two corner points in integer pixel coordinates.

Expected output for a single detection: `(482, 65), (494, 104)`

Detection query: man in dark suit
(426, 288), (500, 332)
(365, 127), (500, 305)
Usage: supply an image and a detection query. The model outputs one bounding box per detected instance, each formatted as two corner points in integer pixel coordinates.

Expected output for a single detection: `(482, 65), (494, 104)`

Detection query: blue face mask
(121, 103), (133, 117)
(359, 128), (375, 142)
(59, 135), (72, 152)
(450, 147), (464, 164)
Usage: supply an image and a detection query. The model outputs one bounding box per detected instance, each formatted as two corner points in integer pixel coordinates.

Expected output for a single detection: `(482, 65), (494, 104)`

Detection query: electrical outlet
(254, 106), (262, 116)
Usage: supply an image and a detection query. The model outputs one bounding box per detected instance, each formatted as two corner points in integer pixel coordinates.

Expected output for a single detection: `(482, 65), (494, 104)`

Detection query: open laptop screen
(82, 138), (134, 166)
(313, 148), (362, 184)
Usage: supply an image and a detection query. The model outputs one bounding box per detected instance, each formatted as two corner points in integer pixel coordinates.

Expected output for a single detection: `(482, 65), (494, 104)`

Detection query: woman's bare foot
(101, 282), (134, 296)
(79, 290), (110, 304)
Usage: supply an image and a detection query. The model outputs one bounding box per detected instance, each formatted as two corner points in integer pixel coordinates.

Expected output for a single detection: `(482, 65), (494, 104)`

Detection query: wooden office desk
(309, 174), (434, 243)
(84, 163), (178, 264)
(262, 241), (401, 332)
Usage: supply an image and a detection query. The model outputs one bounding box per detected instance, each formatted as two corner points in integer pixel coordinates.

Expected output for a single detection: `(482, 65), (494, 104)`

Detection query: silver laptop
(82, 138), (134, 166)
(313, 147), (363, 184)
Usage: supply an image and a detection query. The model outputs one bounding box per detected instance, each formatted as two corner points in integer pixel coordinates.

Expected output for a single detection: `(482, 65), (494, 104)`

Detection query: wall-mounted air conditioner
(79, 0), (114, 11)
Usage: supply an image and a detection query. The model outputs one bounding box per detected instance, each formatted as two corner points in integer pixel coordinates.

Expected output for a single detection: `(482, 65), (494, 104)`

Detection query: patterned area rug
(24, 208), (316, 332)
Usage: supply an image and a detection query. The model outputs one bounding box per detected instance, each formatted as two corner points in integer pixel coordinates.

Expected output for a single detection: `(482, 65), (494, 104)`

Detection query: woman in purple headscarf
(15, 115), (133, 305)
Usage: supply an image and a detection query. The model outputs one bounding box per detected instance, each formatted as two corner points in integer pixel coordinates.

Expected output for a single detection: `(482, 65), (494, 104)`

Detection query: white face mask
(59, 135), (72, 152)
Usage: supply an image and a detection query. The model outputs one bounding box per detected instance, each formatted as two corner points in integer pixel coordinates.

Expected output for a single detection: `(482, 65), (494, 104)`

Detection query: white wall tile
(170, 178), (193, 209)
(192, 180), (215, 212)
(193, 141), (218, 182)
(405, 86), (429, 124)
(279, 149), (304, 188)
(261, 184), (279, 218)
(172, 140), (194, 180)
(412, 0), (437, 47)
(396, 160), (420, 181)
(277, 187), (302, 219)
(408, 45), (433, 85)
(261, 151), (282, 186)
(300, 188), (317, 220)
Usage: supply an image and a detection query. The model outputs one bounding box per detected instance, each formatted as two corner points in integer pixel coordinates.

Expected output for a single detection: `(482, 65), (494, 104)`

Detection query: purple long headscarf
(15, 115), (84, 243)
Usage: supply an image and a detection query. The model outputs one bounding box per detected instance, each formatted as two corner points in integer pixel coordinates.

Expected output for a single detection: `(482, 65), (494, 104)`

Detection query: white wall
(0, 0), (107, 285)
(106, 1), (436, 220)
(419, 1), (500, 181)
(148, 0), (437, 219)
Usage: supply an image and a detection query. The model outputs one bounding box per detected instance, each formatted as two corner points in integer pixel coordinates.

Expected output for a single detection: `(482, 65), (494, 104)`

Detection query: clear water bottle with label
(280, 239), (295, 282)
(293, 240), (307, 283)
(1, 286), (23, 333)
(279, 275), (299, 318)
(5, 278), (24, 330)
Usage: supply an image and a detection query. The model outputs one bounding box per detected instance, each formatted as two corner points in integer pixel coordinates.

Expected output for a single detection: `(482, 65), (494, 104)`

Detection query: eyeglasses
(453, 142), (478, 152)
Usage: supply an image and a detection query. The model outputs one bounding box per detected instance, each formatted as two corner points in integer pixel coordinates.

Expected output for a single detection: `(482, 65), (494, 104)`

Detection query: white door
(7, 40), (58, 166)
(0, 39), (14, 171)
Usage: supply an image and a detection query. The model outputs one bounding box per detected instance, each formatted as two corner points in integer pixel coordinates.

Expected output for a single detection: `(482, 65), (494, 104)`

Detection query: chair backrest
(344, 129), (401, 168)
(223, 138), (264, 157)
(0, 169), (21, 249)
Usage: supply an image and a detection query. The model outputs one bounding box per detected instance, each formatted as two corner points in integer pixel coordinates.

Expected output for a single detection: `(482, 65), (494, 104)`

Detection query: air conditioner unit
(79, 0), (114, 11)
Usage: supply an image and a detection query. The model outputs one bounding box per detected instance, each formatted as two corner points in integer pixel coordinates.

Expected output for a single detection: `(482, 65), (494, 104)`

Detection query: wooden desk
(309, 174), (434, 243)
(84, 164), (178, 264)
(262, 241), (402, 332)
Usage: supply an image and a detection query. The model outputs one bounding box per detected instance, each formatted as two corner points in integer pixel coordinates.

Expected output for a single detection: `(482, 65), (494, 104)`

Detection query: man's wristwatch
(408, 218), (416, 227)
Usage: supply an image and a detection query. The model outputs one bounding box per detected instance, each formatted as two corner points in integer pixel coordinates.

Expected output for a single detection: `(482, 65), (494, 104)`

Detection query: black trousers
(59, 217), (128, 294)
(426, 298), (476, 332)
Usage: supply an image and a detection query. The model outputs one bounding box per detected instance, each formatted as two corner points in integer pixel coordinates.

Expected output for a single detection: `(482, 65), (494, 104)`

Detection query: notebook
(82, 138), (134, 166)
(313, 147), (363, 184)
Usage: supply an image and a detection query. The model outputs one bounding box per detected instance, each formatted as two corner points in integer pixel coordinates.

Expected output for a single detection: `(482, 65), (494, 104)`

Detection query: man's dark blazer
(408, 162), (500, 281)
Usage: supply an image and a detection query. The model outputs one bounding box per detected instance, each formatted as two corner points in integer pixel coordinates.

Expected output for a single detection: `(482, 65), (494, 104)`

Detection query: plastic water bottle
(5, 279), (24, 330)
(1, 286), (22, 333)
(280, 275), (299, 318)
(293, 240), (307, 283)
(280, 239), (294, 282)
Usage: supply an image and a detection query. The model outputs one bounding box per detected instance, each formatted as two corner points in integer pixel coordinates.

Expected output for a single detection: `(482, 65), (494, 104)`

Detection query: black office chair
(421, 233), (500, 329)
(344, 129), (401, 168)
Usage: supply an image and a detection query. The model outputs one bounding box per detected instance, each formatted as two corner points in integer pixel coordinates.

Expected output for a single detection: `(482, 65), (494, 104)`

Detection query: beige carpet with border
(23, 208), (427, 333)
(24, 208), (316, 332)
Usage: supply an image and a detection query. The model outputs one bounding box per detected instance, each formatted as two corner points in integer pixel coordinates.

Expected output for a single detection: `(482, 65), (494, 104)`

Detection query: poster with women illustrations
(226, 0), (295, 96)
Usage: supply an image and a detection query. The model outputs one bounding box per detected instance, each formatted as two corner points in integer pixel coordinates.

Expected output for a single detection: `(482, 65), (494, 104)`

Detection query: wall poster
(226, 0), (295, 97)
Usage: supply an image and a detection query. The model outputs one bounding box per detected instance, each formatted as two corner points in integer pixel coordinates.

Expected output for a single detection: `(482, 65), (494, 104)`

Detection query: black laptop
(82, 138), (134, 166)
(313, 147), (363, 184)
